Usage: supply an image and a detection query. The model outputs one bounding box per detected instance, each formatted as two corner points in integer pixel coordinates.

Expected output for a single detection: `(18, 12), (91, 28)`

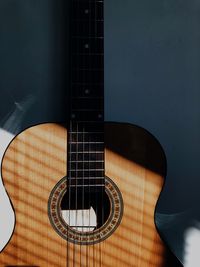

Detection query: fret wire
(69, 132), (104, 133)
(70, 160), (104, 162)
(72, 97), (103, 99)
(71, 109), (103, 111)
(72, 19), (104, 22)
(69, 142), (103, 144)
(72, 68), (103, 71)
(72, 0), (103, 2)
(72, 36), (104, 39)
(69, 122), (104, 123)
(72, 53), (103, 55)
(72, 82), (103, 85)
(69, 152), (104, 154)
(69, 185), (104, 187)
(69, 169), (104, 173)
(69, 178), (104, 180)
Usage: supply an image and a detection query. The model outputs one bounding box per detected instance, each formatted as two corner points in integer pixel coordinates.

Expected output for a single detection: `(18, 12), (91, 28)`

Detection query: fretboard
(67, 0), (104, 191)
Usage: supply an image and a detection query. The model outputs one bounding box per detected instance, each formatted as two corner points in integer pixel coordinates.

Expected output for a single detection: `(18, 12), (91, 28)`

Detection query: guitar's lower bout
(0, 122), (167, 267)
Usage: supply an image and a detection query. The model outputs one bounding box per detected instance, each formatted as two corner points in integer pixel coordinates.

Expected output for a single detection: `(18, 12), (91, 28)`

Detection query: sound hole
(60, 191), (110, 232)
(48, 177), (123, 245)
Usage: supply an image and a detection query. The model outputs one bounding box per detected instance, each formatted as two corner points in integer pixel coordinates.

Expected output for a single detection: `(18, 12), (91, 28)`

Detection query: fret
(69, 169), (104, 171)
(69, 168), (104, 172)
(72, 0), (103, 2)
(68, 185), (104, 188)
(69, 148), (104, 154)
(69, 132), (104, 134)
(69, 163), (104, 171)
(70, 160), (104, 163)
(73, 68), (103, 71)
(69, 136), (104, 143)
(69, 151), (104, 155)
(69, 170), (104, 177)
(68, 185), (105, 188)
(69, 172), (104, 176)
(69, 143), (104, 152)
(72, 36), (103, 39)
(70, 147), (104, 153)
(70, 120), (104, 123)
(72, 53), (103, 56)
(71, 108), (102, 110)
(72, 82), (103, 85)
(69, 122), (104, 132)
(70, 132), (104, 135)
(72, 96), (103, 99)
(72, 19), (104, 22)
(69, 123), (104, 132)
(69, 178), (104, 183)
(69, 133), (104, 143)
(70, 153), (104, 161)
(69, 142), (104, 144)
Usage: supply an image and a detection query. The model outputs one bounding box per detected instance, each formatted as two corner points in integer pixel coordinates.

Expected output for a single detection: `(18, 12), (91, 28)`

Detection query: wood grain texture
(0, 123), (166, 267)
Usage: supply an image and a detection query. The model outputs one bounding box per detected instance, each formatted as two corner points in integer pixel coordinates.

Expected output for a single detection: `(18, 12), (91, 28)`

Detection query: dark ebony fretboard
(67, 0), (104, 192)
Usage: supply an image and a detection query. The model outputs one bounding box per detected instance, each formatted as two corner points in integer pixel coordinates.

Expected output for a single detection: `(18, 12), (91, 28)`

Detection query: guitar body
(0, 122), (166, 267)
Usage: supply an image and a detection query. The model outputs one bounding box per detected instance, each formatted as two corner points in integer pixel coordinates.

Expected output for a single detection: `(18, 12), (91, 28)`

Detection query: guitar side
(0, 122), (166, 267)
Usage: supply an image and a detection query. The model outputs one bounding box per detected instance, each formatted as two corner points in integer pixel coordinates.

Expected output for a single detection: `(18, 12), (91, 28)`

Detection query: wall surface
(104, 0), (200, 213)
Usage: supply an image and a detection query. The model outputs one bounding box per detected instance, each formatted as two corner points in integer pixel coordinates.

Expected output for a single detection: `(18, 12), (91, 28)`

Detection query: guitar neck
(67, 0), (105, 190)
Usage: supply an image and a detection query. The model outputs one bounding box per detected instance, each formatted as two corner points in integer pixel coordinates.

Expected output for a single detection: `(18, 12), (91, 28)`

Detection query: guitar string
(77, 2), (81, 266)
(68, 121), (72, 267)
(88, 0), (92, 265)
(101, 0), (104, 265)
(95, 0), (103, 265)
(67, 0), (73, 263)
(90, 0), (98, 265)
(81, 0), (86, 264)
(82, 123), (85, 266)
(75, 120), (79, 266)
(94, 0), (97, 265)
(96, 0), (101, 264)
(74, 1), (80, 265)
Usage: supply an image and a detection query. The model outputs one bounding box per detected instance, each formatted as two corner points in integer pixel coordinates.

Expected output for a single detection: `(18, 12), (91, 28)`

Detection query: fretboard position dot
(85, 9), (89, 14)
(71, 114), (76, 119)
(85, 89), (90, 94)
(84, 44), (89, 49)
(98, 114), (102, 119)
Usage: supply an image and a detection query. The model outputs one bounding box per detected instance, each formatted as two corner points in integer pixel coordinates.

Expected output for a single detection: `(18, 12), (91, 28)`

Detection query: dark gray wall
(105, 0), (200, 213)
(0, 0), (200, 214)
(0, 0), (69, 122)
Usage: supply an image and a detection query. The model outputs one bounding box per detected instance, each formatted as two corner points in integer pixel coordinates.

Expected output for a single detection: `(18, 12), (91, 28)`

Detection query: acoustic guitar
(0, 0), (177, 266)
